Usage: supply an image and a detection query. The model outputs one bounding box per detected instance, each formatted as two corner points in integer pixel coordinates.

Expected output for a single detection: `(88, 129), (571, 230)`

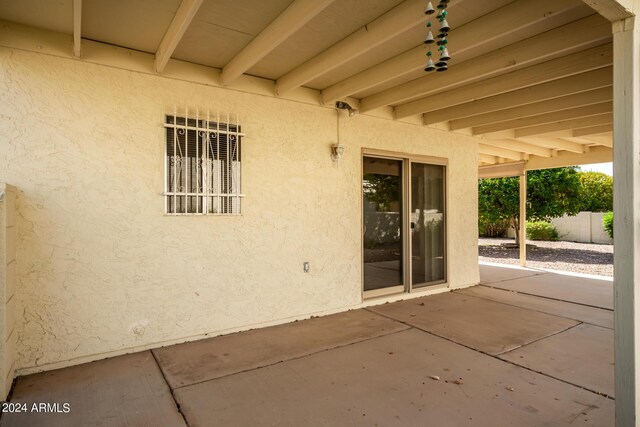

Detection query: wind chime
(424, 1), (451, 72)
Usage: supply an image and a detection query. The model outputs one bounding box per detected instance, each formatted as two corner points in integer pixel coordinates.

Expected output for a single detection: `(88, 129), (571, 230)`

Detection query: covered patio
(0, 0), (638, 425)
(1, 264), (614, 426)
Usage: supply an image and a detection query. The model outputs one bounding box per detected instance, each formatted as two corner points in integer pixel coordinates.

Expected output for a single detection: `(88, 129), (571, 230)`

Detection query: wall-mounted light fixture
(335, 101), (358, 117)
(331, 143), (345, 161)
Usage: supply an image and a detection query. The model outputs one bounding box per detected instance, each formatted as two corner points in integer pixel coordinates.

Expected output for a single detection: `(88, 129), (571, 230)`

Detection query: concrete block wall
(0, 183), (17, 399)
(551, 212), (613, 244)
(589, 212), (613, 244)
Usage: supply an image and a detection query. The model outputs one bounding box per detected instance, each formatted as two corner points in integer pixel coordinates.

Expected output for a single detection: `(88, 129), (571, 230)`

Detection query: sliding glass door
(410, 163), (446, 287)
(362, 154), (447, 297)
(362, 157), (404, 294)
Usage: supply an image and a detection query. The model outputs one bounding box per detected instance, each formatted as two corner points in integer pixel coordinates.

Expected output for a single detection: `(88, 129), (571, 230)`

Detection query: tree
(578, 171), (613, 212)
(478, 167), (582, 245)
(363, 173), (400, 211)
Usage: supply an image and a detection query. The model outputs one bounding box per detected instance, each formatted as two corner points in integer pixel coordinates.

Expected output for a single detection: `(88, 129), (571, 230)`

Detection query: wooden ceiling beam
(361, 15), (611, 114)
(155, 0), (204, 73)
(526, 145), (612, 169)
(478, 139), (553, 157)
(516, 137), (588, 153)
(424, 67), (612, 125)
(565, 135), (613, 147)
(572, 124), (613, 136)
(582, 0), (635, 21)
(73, 0), (81, 57)
(275, 0), (433, 96)
(472, 101), (612, 135)
(449, 87), (612, 130)
(394, 42), (612, 118)
(479, 154), (498, 164)
(222, 0), (335, 85)
(478, 143), (524, 161)
(514, 113), (612, 138)
(320, 0), (575, 104)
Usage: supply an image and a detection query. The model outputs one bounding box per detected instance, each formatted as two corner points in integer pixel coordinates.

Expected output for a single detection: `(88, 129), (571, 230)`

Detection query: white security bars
(164, 109), (244, 215)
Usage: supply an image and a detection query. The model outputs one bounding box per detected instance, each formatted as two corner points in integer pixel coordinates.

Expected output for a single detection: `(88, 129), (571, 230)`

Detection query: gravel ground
(479, 237), (613, 277)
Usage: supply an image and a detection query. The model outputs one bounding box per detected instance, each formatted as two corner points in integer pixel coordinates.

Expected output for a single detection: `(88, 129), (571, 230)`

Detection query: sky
(579, 162), (612, 176)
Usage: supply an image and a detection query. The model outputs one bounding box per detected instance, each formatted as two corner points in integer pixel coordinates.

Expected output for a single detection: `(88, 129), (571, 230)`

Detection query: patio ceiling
(0, 0), (614, 166)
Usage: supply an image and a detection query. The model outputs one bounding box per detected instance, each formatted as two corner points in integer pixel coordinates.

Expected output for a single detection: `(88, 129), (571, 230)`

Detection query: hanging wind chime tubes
(424, 1), (451, 72)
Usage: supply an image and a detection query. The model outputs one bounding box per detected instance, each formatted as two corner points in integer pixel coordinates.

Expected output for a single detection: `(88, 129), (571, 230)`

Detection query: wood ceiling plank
(514, 113), (612, 138)
(221, 0), (335, 85)
(424, 67), (612, 125)
(320, 0), (577, 103)
(155, 0), (204, 73)
(479, 140), (553, 157)
(478, 143), (524, 160)
(362, 14), (610, 113)
(472, 101), (612, 135)
(449, 87), (612, 130)
(516, 137), (588, 153)
(562, 136), (613, 148)
(565, 135), (613, 147)
(526, 145), (612, 169)
(572, 124), (613, 136)
(393, 43), (612, 118)
(275, 0), (432, 96)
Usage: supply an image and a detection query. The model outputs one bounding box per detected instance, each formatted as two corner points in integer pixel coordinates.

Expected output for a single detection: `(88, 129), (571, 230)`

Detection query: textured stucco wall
(0, 183), (17, 398)
(0, 47), (479, 374)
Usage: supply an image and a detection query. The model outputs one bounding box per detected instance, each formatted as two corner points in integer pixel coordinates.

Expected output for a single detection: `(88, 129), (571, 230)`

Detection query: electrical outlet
(303, 262), (310, 273)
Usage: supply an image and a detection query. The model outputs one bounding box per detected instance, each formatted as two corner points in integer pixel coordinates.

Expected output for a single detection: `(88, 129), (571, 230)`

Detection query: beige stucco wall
(0, 47), (479, 375)
(0, 184), (17, 398)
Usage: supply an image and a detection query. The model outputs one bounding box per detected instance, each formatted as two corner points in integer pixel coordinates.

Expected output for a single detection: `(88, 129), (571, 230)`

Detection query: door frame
(361, 148), (450, 300)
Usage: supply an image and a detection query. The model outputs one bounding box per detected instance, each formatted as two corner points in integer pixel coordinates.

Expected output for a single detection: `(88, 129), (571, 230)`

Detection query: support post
(519, 171), (527, 267)
(613, 15), (640, 427)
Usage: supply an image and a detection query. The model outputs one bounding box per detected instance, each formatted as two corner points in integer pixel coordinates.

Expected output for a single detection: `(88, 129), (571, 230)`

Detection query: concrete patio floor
(1, 264), (614, 426)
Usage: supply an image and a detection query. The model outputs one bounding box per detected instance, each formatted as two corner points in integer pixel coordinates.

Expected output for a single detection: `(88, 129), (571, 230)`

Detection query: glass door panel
(410, 163), (446, 287)
(363, 157), (403, 292)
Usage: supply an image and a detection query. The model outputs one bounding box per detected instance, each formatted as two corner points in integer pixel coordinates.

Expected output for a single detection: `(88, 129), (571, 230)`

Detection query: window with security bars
(164, 112), (243, 215)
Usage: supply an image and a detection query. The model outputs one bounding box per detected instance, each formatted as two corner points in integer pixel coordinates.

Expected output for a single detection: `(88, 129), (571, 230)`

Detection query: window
(164, 113), (243, 215)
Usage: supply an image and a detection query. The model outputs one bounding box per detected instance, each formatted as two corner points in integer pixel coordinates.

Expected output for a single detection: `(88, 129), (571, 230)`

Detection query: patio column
(613, 14), (640, 427)
(519, 171), (526, 267)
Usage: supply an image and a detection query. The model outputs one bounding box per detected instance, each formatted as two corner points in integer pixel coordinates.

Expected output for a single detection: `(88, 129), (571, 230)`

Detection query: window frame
(163, 112), (245, 216)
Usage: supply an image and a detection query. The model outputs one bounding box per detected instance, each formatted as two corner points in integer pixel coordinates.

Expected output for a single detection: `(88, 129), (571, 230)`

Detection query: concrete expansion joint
(161, 325), (410, 392)
(494, 322), (584, 356)
(452, 290), (613, 330)
(365, 307), (613, 401)
(150, 351), (190, 426)
(479, 285), (614, 312)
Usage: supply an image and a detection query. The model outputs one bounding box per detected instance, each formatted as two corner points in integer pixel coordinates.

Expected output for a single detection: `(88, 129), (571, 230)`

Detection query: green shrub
(603, 212), (613, 239)
(479, 217), (510, 238)
(526, 221), (559, 241)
